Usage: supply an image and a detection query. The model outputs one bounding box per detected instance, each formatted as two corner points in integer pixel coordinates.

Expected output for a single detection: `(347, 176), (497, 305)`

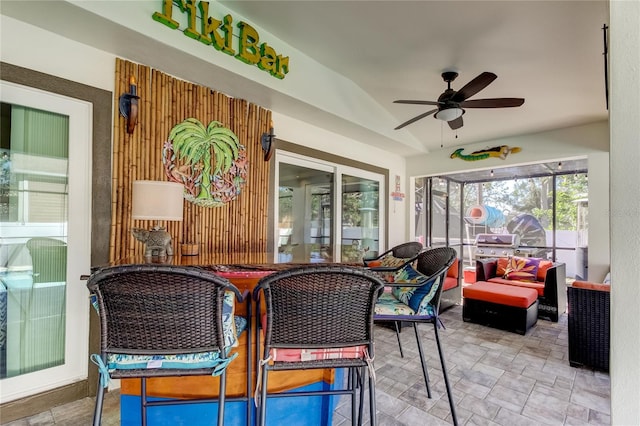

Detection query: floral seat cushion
(91, 291), (244, 376)
(374, 292), (416, 316)
(105, 316), (247, 371)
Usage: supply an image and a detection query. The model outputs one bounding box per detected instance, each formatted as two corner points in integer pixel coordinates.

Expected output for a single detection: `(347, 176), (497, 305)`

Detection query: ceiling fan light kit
(393, 71), (525, 131)
(434, 107), (463, 122)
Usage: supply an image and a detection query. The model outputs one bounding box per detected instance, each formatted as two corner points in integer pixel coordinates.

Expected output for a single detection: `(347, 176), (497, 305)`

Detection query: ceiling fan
(393, 71), (525, 131)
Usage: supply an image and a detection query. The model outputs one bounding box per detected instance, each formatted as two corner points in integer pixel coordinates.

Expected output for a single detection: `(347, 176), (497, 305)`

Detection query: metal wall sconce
(119, 76), (140, 134)
(261, 122), (275, 161)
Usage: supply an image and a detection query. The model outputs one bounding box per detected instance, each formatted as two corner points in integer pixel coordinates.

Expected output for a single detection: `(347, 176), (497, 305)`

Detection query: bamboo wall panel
(110, 58), (271, 263)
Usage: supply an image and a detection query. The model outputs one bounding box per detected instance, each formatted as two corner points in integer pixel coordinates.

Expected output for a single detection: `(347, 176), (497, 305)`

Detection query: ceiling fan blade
(448, 116), (463, 130)
(394, 109), (438, 130)
(460, 98), (525, 108)
(394, 100), (441, 106)
(451, 72), (497, 103)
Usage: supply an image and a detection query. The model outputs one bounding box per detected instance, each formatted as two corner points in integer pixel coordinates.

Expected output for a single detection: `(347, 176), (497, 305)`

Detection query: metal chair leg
(259, 364), (269, 426)
(433, 322), (458, 426)
(141, 377), (147, 426)
(350, 368), (357, 426)
(368, 366), (377, 426)
(92, 380), (105, 426)
(394, 321), (405, 358)
(413, 323), (432, 398)
(246, 295), (253, 426)
(218, 370), (226, 426)
(357, 367), (365, 426)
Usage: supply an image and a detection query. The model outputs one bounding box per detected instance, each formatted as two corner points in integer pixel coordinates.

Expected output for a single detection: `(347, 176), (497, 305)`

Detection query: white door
(0, 81), (92, 403)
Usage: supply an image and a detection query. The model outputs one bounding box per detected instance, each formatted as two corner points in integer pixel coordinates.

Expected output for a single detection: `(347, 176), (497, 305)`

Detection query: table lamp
(131, 180), (184, 258)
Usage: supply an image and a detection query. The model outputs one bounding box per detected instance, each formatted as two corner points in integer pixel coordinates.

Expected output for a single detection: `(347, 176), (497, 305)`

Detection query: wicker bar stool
(87, 264), (251, 426)
(372, 247), (459, 425)
(363, 242), (424, 357)
(253, 265), (385, 426)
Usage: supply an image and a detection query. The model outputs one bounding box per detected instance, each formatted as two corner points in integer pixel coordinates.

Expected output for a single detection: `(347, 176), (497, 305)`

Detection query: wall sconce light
(558, 162), (563, 170)
(490, 169), (494, 177)
(261, 121), (275, 161)
(119, 76), (140, 134)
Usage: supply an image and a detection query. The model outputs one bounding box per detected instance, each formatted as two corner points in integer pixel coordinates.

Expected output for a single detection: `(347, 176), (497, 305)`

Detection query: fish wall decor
(450, 145), (521, 161)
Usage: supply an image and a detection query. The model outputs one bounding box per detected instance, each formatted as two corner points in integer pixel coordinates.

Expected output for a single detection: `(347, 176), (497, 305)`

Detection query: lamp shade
(434, 107), (463, 122)
(132, 180), (184, 221)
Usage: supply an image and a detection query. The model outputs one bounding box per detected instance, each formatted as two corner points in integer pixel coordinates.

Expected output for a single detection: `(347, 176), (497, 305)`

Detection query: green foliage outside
(464, 173), (588, 230)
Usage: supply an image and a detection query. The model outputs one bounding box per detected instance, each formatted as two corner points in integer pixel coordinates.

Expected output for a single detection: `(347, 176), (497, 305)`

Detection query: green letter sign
(153, 0), (290, 79)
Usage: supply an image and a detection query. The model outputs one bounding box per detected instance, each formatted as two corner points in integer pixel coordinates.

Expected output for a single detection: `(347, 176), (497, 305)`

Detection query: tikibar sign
(153, 0), (290, 79)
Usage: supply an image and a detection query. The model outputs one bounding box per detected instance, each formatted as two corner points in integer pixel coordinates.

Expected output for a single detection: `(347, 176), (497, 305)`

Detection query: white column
(610, 1), (640, 424)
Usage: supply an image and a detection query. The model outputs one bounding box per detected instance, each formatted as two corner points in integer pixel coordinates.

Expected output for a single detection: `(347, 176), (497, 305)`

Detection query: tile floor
(3, 305), (610, 425)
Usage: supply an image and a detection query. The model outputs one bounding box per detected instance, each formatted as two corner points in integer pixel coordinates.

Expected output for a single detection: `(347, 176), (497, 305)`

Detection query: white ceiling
(220, 0), (609, 152)
(1, 1), (609, 155)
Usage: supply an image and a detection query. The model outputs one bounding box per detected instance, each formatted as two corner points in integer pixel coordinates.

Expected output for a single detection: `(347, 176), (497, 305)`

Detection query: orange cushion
(447, 258), (459, 278)
(572, 281), (611, 292)
(537, 260), (553, 281)
(270, 346), (367, 362)
(487, 277), (545, 297)
(443, 276), (457, 291)
(260, 313), (368, 361)
(496, 257), (509, 277)
(463, 281), (538, 308)
(366, 260), (382, 267)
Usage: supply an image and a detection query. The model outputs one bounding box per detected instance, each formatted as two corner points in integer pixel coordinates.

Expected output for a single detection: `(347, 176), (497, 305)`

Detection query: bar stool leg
(394, 321), (405, 358)
(434, 322), (458, 426)
(413, 323), (432, 398)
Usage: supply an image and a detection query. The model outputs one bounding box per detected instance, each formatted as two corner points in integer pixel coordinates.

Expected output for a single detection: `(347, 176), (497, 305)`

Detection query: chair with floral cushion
(363, 241), (424, 354)
(363, 241), (423, 272)
(373, 247), (458, 425)
(253, 265), (385, 426)
(87, 264), (251, 426)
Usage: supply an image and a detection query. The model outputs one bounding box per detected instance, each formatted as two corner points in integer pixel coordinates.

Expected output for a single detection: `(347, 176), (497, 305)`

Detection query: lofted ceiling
(220, 0), (609, 153)
(1, 1), (609, 157)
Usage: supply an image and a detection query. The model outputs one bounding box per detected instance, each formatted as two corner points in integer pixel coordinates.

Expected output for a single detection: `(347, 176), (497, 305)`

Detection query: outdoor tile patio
(4, 305), (610, 426)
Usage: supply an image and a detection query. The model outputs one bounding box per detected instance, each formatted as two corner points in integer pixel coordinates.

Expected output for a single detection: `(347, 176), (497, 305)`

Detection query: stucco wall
(0, 14), (408, 249)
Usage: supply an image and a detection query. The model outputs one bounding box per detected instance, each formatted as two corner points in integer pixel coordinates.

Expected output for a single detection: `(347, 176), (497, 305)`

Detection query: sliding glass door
(341, 172), (381, 261)
(0, 81), (92, 402)
(278, 160), (334, 263)
(276, 153), (384, 263)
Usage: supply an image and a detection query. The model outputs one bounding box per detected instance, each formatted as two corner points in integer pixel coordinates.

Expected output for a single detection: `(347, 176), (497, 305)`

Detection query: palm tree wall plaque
(163, 118), (248, 208)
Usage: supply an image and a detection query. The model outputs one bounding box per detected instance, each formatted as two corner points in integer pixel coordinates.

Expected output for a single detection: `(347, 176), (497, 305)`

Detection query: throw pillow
(379, 254), (410, 268)
(391, 263), (431, 303)
(446, 258), (459, 278)
(408, 276), (440, 316)
(504, 256), (541, 282)
(222, 290), (238, 348)
(537, 260), (553, 281)
(496, 257), (509, 277)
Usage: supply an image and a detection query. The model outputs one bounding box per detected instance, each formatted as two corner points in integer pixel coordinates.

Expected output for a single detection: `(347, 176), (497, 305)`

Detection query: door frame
(0, 81), (92, 403)
(0, 62), (111, 421)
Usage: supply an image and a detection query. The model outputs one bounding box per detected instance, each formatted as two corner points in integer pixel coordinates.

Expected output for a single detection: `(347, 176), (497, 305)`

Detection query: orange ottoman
(463, 281), (538, 335)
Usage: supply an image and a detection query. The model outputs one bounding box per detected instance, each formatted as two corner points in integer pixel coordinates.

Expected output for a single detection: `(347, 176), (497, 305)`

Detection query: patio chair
(26, 237), (67, 283)
(363, 241), (424, 267)
(364, 241), (424, 355)
(568, 280), (610, 371)
(87, 264), (250, 426)
(253, 265), (385, 426)
(373, 247), (458, 425)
